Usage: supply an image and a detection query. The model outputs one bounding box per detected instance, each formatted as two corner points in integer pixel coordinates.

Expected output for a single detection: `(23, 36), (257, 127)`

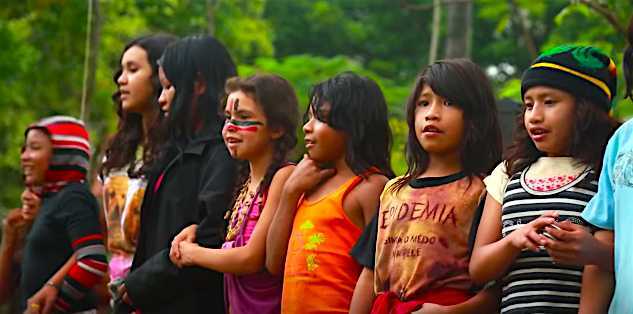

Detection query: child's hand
(2, 208), (26, 246)
(541, 220), (600, 266)
(21, 188), (41, 221)
(169, 224), (197, 265)
(284, 155), (336, 195)
(177, 241), (200, 267)
(26, 283), (58, 314)
(412, 303), (448, 314)
(507, 214), (557, 252)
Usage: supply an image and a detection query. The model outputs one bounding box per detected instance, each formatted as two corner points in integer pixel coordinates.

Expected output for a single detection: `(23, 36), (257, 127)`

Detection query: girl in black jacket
(116, 35), (238, 314)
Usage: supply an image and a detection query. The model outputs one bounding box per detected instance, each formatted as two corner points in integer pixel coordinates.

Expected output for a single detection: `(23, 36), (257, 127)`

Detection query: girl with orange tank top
(265, 72), (395, 314)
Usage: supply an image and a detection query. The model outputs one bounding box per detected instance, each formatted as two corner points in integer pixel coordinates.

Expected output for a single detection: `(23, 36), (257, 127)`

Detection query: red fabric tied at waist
(370, 288), (472, 314)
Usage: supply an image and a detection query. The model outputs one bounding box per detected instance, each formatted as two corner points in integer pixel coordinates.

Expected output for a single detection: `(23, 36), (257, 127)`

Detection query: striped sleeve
(54, 190), (107, 313)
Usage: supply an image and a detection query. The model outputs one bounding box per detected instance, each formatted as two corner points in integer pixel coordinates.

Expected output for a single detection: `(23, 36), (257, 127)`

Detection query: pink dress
(222, 189), (282, 314)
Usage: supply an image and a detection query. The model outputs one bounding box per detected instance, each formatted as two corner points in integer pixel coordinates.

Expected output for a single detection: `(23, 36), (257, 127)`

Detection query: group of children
(1, 16), (633, 314)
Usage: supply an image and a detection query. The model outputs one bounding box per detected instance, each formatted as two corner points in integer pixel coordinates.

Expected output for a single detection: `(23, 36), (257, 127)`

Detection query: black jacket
(123, 133), (236, 314)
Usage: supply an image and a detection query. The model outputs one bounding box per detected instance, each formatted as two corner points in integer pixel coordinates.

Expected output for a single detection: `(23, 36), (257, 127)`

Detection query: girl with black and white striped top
(469, 45), (620, 314)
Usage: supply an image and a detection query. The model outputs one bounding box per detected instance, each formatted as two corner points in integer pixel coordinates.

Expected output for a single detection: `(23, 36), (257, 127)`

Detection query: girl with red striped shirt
(20, 116), (107, 313)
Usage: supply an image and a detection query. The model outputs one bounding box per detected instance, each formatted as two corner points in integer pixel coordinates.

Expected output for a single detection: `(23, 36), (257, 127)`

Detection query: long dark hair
(158, 35), (237, 146)
(225, 74), (299, 194)
(392, 59), (502, 192)
(624, 15), (633, 100)
(101, 34), (176, 178)
(504, 97), (619, 176)
(307, 72), (394, 178)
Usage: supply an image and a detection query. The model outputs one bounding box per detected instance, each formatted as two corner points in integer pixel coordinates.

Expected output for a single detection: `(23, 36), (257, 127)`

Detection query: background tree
(0, 0), (631, 229)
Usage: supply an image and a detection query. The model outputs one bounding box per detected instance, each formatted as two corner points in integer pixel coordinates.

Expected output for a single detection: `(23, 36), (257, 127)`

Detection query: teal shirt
(582, 119), (633, 314)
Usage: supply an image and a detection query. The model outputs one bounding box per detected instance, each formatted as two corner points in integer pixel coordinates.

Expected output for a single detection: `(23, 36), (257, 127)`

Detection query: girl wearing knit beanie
(19, 116), (107, 313)
(470, 45), (619, 313)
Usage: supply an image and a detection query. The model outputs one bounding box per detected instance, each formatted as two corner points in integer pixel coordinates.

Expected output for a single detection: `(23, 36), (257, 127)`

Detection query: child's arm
(413, 283), (501, 314)
(469, 194), (557, 284)
(175, 166), (294, 275)
(579, 230), (614, 314)
(348, 175), (386, 314)
(350, 267), (375, 314)
(265, 156), (335, 275)
(353, 174), (388, 227)
(0, 209), (23, 303)
(26, 254), (76, 314)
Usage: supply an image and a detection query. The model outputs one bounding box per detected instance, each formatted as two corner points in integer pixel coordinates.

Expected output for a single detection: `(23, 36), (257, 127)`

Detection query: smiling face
(222, 90), (277, 161)
(523, 86), (576, 156)
(21, 128), (53, 187)
(117, 46), (155, 114)
(413, 84), (464, 156)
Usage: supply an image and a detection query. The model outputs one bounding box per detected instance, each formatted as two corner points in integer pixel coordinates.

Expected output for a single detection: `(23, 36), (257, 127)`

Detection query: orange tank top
(281, 175), (364, 314)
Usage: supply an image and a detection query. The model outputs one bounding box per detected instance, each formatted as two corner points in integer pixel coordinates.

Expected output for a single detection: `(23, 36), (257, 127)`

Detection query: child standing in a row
(266, 72), (394, 314)
(117, 35), (237, 314)
(350, 59), (502, 313)
(170, 74), (300, 314)
(470, 45), (620, 313)
(574, 18), (633, 313)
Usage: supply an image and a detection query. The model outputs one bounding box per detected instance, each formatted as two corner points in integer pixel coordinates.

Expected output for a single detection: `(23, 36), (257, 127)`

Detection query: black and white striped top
(500, 165), (597, 314)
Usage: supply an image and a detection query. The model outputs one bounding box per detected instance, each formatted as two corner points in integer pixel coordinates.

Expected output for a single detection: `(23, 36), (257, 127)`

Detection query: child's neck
(304, 155), (355, 202)
(421, 152), (462, 178)
(248, 148), (274, 186)
(332, 155), (355, 178)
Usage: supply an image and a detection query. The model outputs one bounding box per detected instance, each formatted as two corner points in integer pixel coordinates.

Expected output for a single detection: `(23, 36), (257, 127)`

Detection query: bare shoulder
(269, 164), (296, 187)
(350, 173), (389, 201)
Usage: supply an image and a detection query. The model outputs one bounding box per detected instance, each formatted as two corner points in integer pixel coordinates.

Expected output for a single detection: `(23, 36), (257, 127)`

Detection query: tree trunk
(508, 0), (538, 60)
(80, 0), (101, 123)
(206, 0), (217, 35)
(80, 0), (101, 186)
(429, 0), (441, 64)
(444, 0), (472, 59)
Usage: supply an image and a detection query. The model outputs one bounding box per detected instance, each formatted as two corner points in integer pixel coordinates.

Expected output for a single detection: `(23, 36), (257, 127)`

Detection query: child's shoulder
(269, 164), (296, 186)
(612, 119), (633, 146)
(344, 173), (389, 206)
(353, 172), (389, 196)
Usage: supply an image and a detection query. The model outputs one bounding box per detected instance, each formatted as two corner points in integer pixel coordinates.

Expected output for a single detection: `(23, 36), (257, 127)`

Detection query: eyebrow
(227, 108), (254, 116)
(525, 92), (558, 100)
(419, 90), (434, 97)
(122, 60), (140, 67)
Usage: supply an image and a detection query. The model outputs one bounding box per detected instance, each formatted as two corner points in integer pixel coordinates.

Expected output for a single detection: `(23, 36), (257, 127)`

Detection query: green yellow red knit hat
(521, 45), (617, 111)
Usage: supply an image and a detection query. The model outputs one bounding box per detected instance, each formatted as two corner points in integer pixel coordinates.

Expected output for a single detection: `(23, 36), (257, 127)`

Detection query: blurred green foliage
(0, 0), (631, 214)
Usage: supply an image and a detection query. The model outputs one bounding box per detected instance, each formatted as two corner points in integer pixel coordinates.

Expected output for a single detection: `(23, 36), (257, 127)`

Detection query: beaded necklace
(225, 177), (261, 241)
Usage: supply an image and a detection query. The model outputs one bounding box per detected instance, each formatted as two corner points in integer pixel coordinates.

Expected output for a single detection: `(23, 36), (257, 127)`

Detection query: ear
(193, 74), (207, 96)
(270, 127), (284, 140)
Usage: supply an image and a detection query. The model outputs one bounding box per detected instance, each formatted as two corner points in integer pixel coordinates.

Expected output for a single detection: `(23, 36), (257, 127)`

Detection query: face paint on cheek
(225, 119), (263, 132)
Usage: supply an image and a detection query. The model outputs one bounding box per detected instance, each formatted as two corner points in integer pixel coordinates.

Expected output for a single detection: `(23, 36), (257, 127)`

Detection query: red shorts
(370, 288), (472, 314)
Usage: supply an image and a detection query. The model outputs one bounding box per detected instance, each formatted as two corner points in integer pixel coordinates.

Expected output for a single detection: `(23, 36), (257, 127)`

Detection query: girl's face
(222, 91), (279, 160)
(303, 103), (346, 163)
(21, 129), (53, 187)
(414, 84), (464, 156)
(158, 66), (176, 117)
(523, 86), (576, 156)
(117, 46), (155, 114)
